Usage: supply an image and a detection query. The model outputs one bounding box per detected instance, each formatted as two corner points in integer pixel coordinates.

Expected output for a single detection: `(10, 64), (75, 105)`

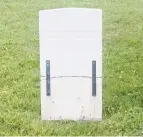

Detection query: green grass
(0, 0), (143, 135)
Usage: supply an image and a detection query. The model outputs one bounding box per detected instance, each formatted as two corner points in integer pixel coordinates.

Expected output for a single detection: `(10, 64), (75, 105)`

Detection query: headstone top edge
(39, 8), (102, 13)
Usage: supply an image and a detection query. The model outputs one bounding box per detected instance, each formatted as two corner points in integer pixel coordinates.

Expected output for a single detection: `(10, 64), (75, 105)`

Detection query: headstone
(39, 8), (102, 120)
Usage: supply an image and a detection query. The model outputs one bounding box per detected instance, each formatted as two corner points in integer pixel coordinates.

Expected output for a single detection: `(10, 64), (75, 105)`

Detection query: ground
(0, 0), (143, 136)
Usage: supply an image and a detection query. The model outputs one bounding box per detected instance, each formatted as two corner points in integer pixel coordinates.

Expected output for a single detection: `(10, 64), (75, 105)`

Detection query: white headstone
(39, 8), (102, 120)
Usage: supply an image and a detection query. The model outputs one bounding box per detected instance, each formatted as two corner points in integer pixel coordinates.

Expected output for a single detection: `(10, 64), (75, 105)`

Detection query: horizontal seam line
(41, 76), (101, 78)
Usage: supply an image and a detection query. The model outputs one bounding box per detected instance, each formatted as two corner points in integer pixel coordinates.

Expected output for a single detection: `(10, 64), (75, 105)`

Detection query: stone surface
(39, 8), (102, 120)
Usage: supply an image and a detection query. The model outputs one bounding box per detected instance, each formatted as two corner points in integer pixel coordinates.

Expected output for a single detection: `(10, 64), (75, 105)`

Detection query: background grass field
(0, 0), (143, 136)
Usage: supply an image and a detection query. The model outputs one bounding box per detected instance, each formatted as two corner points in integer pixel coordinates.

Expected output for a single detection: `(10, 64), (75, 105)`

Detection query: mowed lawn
(0, 0), (143, 136)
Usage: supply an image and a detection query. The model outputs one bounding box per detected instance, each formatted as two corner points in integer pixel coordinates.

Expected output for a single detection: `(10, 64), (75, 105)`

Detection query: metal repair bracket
(92, 60), (96, 96)
(46, 60), (51, 96)
(46, 60), (96, 96)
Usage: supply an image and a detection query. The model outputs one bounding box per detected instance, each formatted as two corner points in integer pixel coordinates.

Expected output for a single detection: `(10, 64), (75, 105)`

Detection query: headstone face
(39, 8), (102, 120)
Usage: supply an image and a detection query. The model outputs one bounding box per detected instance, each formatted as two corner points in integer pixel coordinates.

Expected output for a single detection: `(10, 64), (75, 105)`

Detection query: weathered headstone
(39, 8), (102, 120)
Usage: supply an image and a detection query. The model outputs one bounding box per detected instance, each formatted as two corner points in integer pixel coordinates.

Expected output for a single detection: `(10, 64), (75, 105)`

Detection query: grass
(0, 0), (143, 135)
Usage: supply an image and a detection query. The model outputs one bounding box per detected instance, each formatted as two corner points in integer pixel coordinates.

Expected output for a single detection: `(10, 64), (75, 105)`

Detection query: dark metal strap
(92, 61), (96, 96)
(46, 60), (51, 96)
